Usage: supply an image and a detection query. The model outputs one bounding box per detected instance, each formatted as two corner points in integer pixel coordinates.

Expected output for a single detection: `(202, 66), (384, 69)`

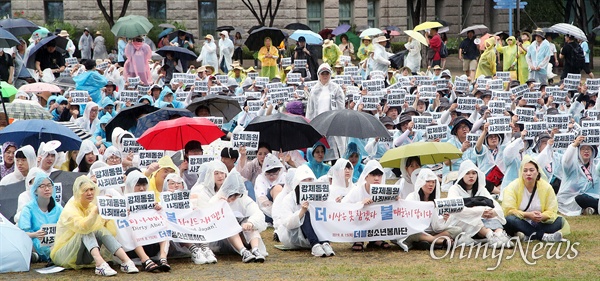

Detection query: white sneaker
(252, 249), (265, 263)
(497, 231), (514, 248)
(191, 248), (208, 264)
(311, 244), (326, 257)
(240, 249), (256, 263)
(487, 235), (503, 249)
(120, 260), (139, 274)
(321, 243), (335, 256)
(542, 232), (563, 242)
(95, 262), (117, 276)
(583, 207), (595, 215)
(456, 235), (476, 246)
(202, 247), (218, 264)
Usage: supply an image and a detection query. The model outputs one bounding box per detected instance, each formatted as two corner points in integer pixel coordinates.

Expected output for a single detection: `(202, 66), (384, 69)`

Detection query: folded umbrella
(0, 18), (39, 37)
(4, 102), (53, 120)
(0, 119), (82, 151)
(137, 117), (224, 150)
(331, 24), (351, 36)
(245, 112), (323, 152)
(289, 29), (323, 45)
(105, 103), (159, 141)
(134, 107), (195, 137)
(379, 142), (463, 168)
(156, 45), (198, 61)
(18, 82), (61, 93)
(310, 109), (390, 138)
(245, 27), (285, 51)
(186, 94), (242, 121)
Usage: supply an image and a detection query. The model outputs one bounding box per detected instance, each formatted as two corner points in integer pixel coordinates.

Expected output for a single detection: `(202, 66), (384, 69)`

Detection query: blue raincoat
(557, 145), (600, 216)
(304, 142), (331, 179)
(155, 87), (184, 108)
(98, 96), (116, 119)
(73, 70), (108, 104)
(50, 96), (68, 121)
(344, 142), (365, 183)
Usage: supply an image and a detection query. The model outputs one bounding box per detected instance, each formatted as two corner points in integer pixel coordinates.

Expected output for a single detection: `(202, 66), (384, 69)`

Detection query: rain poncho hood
(155, 87), (184, 108)
(149, 155), (180, 197)
(73, 70), (108, 103)
(75, 101), (100, 134)
(200, 160), (228, 195)
(330, 158), (353, 189)
(198, 37), (218, 69)
(37, 142), (58, 173)
(102, 146), (122, 163)
(162, 173), (187, 192)
(452, 160), (486, 196)
(124, 170), (148, 194)
(557, 144), (600, 216)
(409, 168), (440, 201)
(138, 94), (154, 106)
(262, 153), (284, 176)
(305, 142), (331, 179)
(14, 168), (44, 223)
(11, 145), (37, 181)
(190, 161), (228, 209)
(75, 139), (100, 166)
(356, 160), (386, 191)
(215, 170), (247, 198)
(344, 141), (364, 183)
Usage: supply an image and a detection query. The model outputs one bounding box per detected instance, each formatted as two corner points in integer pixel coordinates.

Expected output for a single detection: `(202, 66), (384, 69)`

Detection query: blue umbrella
(156, 45), (197, 61)
(158, 28), (174, 39)
(0, 27), (20, 48)
(289, 29), (323, 45)
(331, 24), (351, 36)
(134, 108), (195, 137)
(0, 213), (32, 272)
(0, 120), (82, 151)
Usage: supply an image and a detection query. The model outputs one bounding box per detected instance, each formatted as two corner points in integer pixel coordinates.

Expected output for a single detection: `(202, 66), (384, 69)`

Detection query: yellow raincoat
(323, 44), (343, 65)
(496, 36), (519, 80)
(357, 39), (374, 61)
(50, 176), (116, 269)
(475, 37), (497, 78)
(258, 38), (279, 80)
(148, 155), (180, 200)
(517, 39), (530, 84)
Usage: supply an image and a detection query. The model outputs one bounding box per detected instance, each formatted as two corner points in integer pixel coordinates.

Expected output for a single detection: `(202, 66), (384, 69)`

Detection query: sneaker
(542, 232), (563, 242)
(120, 260), (139, 274)
(202, 247), (218, 264)
(516, 232), (526, 242)
(252, 249), (266, 263)
(240, 249), (256, 263)
(191, 248), (208, 264)
(497, 231), (514, 248)
(31, 252), (39, 263)
(456, 235), (476, 246)
(583, 207), (595, 215)
(311, 244), (326, 257)
(95, 262), (118, 276)
(321, 243), (335, 257)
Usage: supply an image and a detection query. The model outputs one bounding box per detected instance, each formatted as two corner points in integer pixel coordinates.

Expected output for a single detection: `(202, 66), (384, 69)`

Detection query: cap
(380, 116), (395, 127)
(298, 36), (306, 43)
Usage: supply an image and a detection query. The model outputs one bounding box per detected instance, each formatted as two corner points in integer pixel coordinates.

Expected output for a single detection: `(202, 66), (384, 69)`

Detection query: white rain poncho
(37, 142), (59, 175)
(74, 101), (100, 135)
(273, 165), (316, 249)
(74, 139), (100, 172)
(162, 173), (188, 192)
(328, 159), (355, 202)
(394, 157), (419, 200)
(218, 31), (234, 72)
(197, 36), (218, 69)
(102, 146), (122, 163)
(190, 161), (229, 209)
(253, 153), (286, 217)
(272, 168), (296, 229)
(406, 169), (449, 233)
(557, 144), (600, 216)
(342, 160), (386, 204)
(0, 145), (37, 185)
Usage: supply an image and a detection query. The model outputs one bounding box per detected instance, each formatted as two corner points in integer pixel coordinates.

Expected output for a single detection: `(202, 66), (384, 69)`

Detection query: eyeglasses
(319, 72), (331, 76)
(107, 156), (120, 161)
(38, 183), (53, 190)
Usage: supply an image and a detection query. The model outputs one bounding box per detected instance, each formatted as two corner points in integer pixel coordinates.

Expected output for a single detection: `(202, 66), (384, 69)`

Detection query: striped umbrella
(550, 23), (587, 41)
(56, 121), (92, 141)
(4, 102), (53, 120)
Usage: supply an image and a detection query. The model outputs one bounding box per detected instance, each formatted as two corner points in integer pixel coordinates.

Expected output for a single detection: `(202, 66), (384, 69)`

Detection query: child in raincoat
(474, 37), (496, 78)
(18, 173), (63, 262)
(154, 87), (185, 108)
(147, 155), (180, 199)
(253, 153), (286, 219)
(394, 156), (422, 200)
(258, 37), (279, 80)
(0, 145), (37, 186)
(75, 101), (101, 135)
(50, 176), (139, 276)
(344, 142), (364, 183)
(327, 159), (355, 202)
(74, 139), (100, 173)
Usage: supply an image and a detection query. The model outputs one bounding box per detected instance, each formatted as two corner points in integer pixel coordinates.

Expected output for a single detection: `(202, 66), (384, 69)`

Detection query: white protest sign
(122, 138), (143, 154)
(247, 100), (263, 113)
(65, 57), (78, 66)
(361, 96), (380, 111)
(467, 133), (479, 147)
(457, 97), (477, 113)
(308, 200), (434, 243)
(40, 224), (57, 247)
(255, 77), (269, 88)
(487, 116), (512, 134)
(161, 191), (191, 210)
(127, 191), (156, 213)
(286, 73), (301, 85)
(582, 120), (600, 128)
(215, 75), (228, 85)
(209, 86), (223, 95)
(370, 185), (400, 203)
(298, 182), (330, 202)
(426, 124), (448, 140)
(194, 81), (209, 92)
(487, 79), (504, 91)
(524, 122), (548, 140)
(522, 91), (540, 106)
(69, 90), (89, 105)
(232, 131), (260, 150)
(435, 79), (449, 91)
(370, 71), (386, 81)
(454, 80), (469, 93)
(232, 95), (246, 105)
(586, 79), (600, 93)
(128, 77), (141, 87)
(496, 72), (511, 82)
(117, 209), (170, 247)
(266, 82), (283, 91)
(202, 116), (224, 128)
(174, 89), (188, 102)
(54, 183), (62, 204)
(97, 196), (128, 219)
(488, 100), (506, 116)
(138, 85), (151, 95)
(511, 84), (528, 96)
(96, 62), (109, 70)
(563, 78), (579, 91)
(361, 79), (385, 92)
(164, 200), (242, 243)
(337, 75), (352, 86)
(412, 116), (433, 131)
(434, 198), (465, 215)
(581, 127), (600, 145)
(138, 150), (165, 168)
(545, 114), (570, 131)
(340, 55), (351, 65)
(248, 72), (258, 80)
(119, 90), (139, 103)
(380, 130), (395, 149)
(515, 107), (535, 123)
(553, 133), (576, 150)
(344, 66), (359, 76)
(268, 91), (288, 104)
(588, 110), (600, 119)
(188, 155), (215, 174)
(550, 90), (567, 104)
(281, 57), (292, 67)
(294, 59), (307, 69)
(93, 165), (125, 190)
(387, 90), (406, 106)
(404, 94), (416, 105)
(492, 90), (512, 100)
(171, 73), (187, 84)
(567, 73), (582, 80)
(418, 85), (437, 99)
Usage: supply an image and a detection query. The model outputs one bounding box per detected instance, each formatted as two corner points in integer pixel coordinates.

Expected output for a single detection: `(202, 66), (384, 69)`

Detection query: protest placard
(247, 100), (263, 113)
(487, 79), (504, 91)
(379, 130), (395, 149)
(426, 124), (448, 140)
(294, 59), (307, 69)
(174, 89), (188, 102)
(337, 75), (352, 86)
(194, 81), (209, 92)
(188, 155), (216, 174)
(524, 122), (548, 140)
(122, 138), (143, 154)
(209, 86), (223, 95)
(344, 66), (359, 76)
(457, 97), (477, 113)
(93, 165), (125, 190)
(523, 91), (540, 106)
(171, 73), (187, 84)
(340, 55), (351, 65)
(550, 89), (567, 104)
(434, 198), (465, 215)
(588, 110), (600, 119)
(308, 200), (434, 243)
(418, 85), (437, 99)
(137, 85), (150, 95)
(266, 82), (283, 91)
(487, 116), (512, 134)
(361, 96), (380, 111)
(563, 78), (579, 91)
(545, 114), (570, 130)
(582, 120), (600, 128)
(404, 94), (416, 105)
(387, 89), (406, 106)
(412, 116), (433, 131)
(488, 100), (506, 115)
(202, 116), (224, 128)
(97, 196), (128, 219)
(248, 72), (258, 80)
(69, 90), (89, 105)
(370, 185), (400, 203)
(128, 77), (140, 87)
(567, 73), (582, 80)
(117, 209), (170, 247)
(298, 182), (330, 203)
(361, 79), (385, 92)
(286, 73), (301, 85)
(281, 57), (292, 67)
(515, 107), (535, 123)
(164, 200), (242, 243)
(255, 77), (269, 88)
(96, 61), (109, 70)
(496, 71), (511, 82)
(414, 78), (433, 86)
(581, 127), (600, 145)
(127, 191), (156, 212)
(553, 133), (576, 150)
(161, 191), (191, 210)
(65, 57), (78, 66)
(454, 80), (469, 93)
(139, 150), (165, 168)
(119, 90), (139, 103)
(54, 183), (62, 204)
(511, 84), (528, 96)
(586, 78), (600, 93)
(467, 133), (479, 147)
(232, 95), (246, 105)
(370, 71), (386, 81)
(232, 131), (260, 150)
(40, 224), (57, 247)
(268, 91), (288, 104)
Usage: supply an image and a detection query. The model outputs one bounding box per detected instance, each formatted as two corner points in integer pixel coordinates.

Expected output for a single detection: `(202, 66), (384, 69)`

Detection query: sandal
(158, 258), (171, 272)
(351, 242), (364, 251)
(143, 259), (160, 272)
(368, 241), (391, 249)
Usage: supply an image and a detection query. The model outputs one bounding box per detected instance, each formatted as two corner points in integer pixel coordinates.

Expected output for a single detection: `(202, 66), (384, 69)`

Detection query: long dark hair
(68, 153), (78, 171)
(77, 155), (97, 173)
(418, 187), (437, 202)
(457, 177), (479, 197)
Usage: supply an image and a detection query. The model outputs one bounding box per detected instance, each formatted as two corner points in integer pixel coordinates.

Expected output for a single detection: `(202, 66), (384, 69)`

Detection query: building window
(307, 0), (323, 32)
(367, 0), (378, 28)
(198, 0), (217, 37)
(44, 1), (63, 23)
(0, 1), (10, 19)
(339, 0), (353, 25)
(147, 0), (166, 20)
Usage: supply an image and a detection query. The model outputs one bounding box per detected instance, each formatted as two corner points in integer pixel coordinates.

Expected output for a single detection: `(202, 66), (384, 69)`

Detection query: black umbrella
(389, 50), (407, 69)
(105, 104), (159, 141)
(134, 107), (195, 137)
(494, 31), (509, 41)
(0, 18), (39, 36)
(310, 109), (390, 138)
(245, 112), (323, 152)
(168, 29), (195, 43)
(156, 45), (198, 61)
(186, 95), (242, 121)
(247, 25), (263, 34)
(285, 23), (311, 31)
(216, 25), (236, 32)
(245, 27), (285, 51)
(26, 35), (69, 69)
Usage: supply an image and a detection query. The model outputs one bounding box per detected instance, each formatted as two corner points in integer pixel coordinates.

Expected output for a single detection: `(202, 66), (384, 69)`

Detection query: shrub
(391, 42), (405, 53)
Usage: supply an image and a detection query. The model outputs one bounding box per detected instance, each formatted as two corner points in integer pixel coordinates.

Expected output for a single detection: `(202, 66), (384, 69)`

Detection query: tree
(96, 0), (131, 28)
(241, 0), (282, 27)
(407, 0), (428, 29)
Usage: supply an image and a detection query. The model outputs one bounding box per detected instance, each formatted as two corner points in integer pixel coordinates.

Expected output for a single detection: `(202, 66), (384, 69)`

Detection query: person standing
(496, 36), (519, 80)
(0, 48), (14, 84)
(338, 34), (354, 58)
(475, 37), (497, 78)
(404, 36), (421, 74)
(580, 39), (595, 78)
(197, 35), (218, 71)
(117, 37), (127, 67)
(426, 28), (442, 67)
(233, 32), (244, 65)
(218, 31), (234, 74)
(322, 39), (343, 66)
(34, 40), (65, 79)
(371, 36), (391, 73)
(293, 36), (318, 79)
(258, 37), (279, 80)
(559, 35), (582, 80)
(93, 31), (108, 60)
(123, 36), (152, 85)
(78, 28), (94, 60)
(57, 30), (76, 58)
(526, 29), (551, 83)
(517, 32), (531, 84)
(459, 30), (479, 80)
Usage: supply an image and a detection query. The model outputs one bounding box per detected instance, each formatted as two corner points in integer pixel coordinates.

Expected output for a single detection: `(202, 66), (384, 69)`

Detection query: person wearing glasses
(75, 101), (101, 135)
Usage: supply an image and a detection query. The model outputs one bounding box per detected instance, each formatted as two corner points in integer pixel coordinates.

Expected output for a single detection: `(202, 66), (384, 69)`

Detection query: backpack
(571, 43), (585, 69)
(440, 42), (449, 58)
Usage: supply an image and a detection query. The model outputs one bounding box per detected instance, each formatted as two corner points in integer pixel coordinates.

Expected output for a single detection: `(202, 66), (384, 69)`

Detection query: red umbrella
(137, 117), (224, 151)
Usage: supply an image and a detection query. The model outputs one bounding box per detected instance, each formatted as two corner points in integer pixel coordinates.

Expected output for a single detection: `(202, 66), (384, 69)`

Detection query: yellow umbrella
(379, 142), (462, 168)
(404, 30), (428, 47)
(414, 21), (443, 32)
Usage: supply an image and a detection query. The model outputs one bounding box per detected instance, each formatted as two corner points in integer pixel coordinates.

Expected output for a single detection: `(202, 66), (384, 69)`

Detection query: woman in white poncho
(209, 170), (267, 262)
(394, 156), (422, 200)
(253, 153), (286, 218)
(197, 35), (218, 70)
(327, 159), (355, 202)
(447, 160), (512, 248)
(0, 145), (37, 186)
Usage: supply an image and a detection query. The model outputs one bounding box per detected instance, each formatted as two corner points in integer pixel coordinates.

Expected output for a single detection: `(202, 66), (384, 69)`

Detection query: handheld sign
(232, 131), (260, 151)
(281, 57), (292, 67)
(545, 114), (570, 131)
(387, 89), (406, 106)
(194, 81), (209, 92)
(487, 116), (512, 134)
(553, 133), (576, 150)
(127, 191), (156, 212)
(412, 116), (433, 131)
(122, 138), (143, 154)
(298, 182), (330, 203)
(586, 78), (600, 93)
(266, 82), (284, 91)
(202, 116), (224, 128)
(93, 165), (125, 191)
(340, 55), (351, 65)
(286, 73), (301, 85)
(454, 80), (469, 93)
(434, 198), (465, 215)
(138, 85), (151, 95)
(582, 120), (600, 128)
(171, 73), (187, 84)
(581, 127), (600, 145)
(120, 90), (139, 103)
(467, 133), (479, 147)
(488, 100), (506, 116)
(496, 72), (511, 82)
(40, 224), (57, 247)
(522, 91), (540, 106)
(370, 185), (400, 203)
(563, 78), (579, 91)
(214, 75), (227, 85)
(174, 88), (188, 102)
(418, 85), (437, 100)
(247, 100), (263, 113)
(69, 90), (89, 105)
(161, 191), (191, 210)
(255, 77), (269, 88)
(248, 72), (259, 80)
(337, 75), (352, 86)
(380, 130), (396, 148)
(510, 84), (528, 96)
(457, 97), (477, 113)
(188, 155), (216, 174)
(97, 196), (128, 219)
(344, 66), (359, 76)
(268, 91), (288, 104)
(65, 57), (78, 66)
(515, 107), (535, 123)
(524, 122), (548, 140)
(128, 76), (141, 87)
(139, 150), (165, 168)
(550, 90), (567, 104)
(294, 59), (307, 69)
(567, 73), (582, 80)
(232, 95), (246, 105)
(426, 124), (448, 140)
(370, 71), (386, 81)
(361, 96), (380, 111)
(361, 79), (385, 92)
(487, 79), (503, 91)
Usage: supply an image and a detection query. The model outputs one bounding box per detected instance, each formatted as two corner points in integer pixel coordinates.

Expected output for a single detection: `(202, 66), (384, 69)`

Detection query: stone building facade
(6, 0), (509, 39)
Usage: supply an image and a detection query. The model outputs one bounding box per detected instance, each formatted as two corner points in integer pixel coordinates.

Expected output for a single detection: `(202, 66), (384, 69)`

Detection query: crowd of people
(0, 22), (598, 276)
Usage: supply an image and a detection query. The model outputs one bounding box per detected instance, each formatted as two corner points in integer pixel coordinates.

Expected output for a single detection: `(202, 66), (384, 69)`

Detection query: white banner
(116, 209), (170, 247)
(308, 200), (434, 243)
